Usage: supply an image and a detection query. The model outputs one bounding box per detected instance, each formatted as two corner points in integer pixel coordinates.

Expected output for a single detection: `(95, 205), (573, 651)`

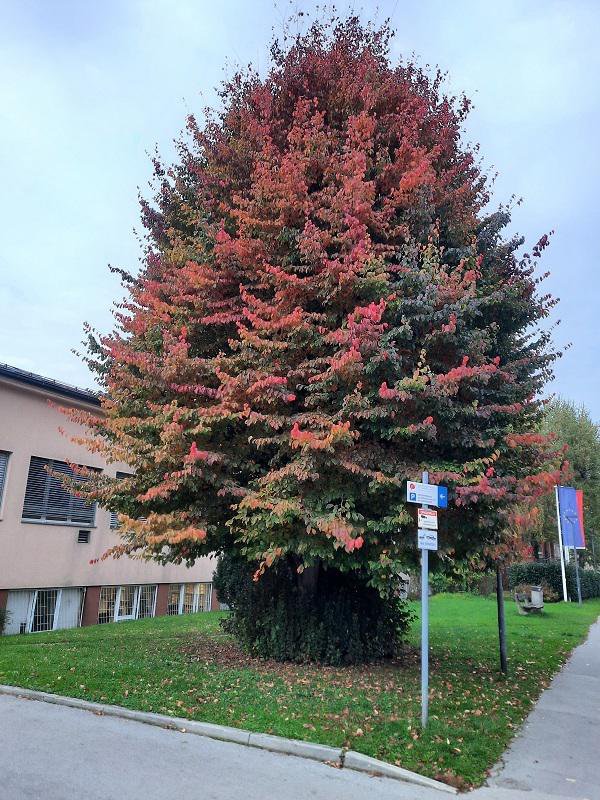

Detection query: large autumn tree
(75, 17), (564, 663)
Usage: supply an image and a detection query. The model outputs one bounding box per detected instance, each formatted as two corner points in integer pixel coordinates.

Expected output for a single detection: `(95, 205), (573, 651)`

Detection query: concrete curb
(0, 684), (455, 794)
(344, 750), (457, 794)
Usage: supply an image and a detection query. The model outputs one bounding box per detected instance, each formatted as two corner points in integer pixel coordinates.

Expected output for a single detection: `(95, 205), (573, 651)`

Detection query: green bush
(429, 563), (494, 596)
(214, 554), (413, 665)
(539, 580), (561, 603)
(429, 572), (454, 594)
(508, 560), (600, 601)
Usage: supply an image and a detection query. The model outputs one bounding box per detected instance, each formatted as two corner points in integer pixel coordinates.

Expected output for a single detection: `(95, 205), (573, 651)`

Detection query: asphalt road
(0, 693), (441, 800)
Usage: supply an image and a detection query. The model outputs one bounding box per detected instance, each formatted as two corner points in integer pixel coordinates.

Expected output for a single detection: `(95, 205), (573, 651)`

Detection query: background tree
(72, 16), (564, 663)
(530, 399), (600, 564)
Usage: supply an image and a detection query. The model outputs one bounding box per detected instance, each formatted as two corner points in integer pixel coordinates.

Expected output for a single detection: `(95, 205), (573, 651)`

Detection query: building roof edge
(0, 363), (102, 407)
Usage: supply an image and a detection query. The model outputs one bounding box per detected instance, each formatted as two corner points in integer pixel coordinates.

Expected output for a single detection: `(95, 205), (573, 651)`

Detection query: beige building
(0, 363), (216, 635)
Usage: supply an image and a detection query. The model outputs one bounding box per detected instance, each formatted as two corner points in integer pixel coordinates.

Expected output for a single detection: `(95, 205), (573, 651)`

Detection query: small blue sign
(437, 486), (448, 509)
(409, 492), (417, 502)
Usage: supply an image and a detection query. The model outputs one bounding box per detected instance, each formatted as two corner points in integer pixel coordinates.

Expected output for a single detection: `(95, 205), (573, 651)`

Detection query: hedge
(213, 553), (414, 665)
(508, 560), (600, 601)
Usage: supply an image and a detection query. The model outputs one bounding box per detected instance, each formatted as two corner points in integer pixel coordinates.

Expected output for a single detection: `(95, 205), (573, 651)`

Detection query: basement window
(30, 589), (59, 633)
(137, 585), (157, 619)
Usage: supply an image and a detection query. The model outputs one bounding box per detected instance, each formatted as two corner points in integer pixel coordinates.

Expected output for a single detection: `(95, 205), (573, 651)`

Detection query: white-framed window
(3, 588), (85, 635)
(167, 583), (182, 615)
(98, 587), (118, 624)
(97, 585), (157, 624)
(182, 583), (197, 614)
(30, 589), (60, 632)
(197, 582), (212, 612)
(166, 583), (212, 615)
(137, 585), (157, 619)
(22, 456), (98, 526)
(0, 450), (9, 513)
(117, 585), (137, 620)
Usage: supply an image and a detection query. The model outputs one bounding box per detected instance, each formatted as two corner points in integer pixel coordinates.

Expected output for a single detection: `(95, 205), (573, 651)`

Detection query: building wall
(0, 376), (215, 592)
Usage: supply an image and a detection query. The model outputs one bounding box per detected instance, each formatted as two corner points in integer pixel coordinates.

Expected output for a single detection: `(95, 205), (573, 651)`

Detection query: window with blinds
(109, 471), (135, 528)
(22, 456), (98, 525)
(0, 451), (9, 508)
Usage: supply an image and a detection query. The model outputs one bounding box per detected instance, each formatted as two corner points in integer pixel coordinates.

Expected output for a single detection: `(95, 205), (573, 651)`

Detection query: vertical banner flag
(557, 486), (586, 548)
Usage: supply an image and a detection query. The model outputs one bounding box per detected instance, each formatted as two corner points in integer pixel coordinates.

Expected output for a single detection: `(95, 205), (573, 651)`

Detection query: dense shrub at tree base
(508, 561), (600, 601)
(214, 554), (412, 665)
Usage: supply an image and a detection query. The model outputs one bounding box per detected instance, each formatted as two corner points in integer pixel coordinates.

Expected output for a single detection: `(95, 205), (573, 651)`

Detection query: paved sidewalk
(1, 619), (598, 799)
(482, 618), (600, 800)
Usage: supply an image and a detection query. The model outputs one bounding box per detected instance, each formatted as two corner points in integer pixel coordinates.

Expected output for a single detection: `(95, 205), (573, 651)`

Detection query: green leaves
(79, 16), (559, 599)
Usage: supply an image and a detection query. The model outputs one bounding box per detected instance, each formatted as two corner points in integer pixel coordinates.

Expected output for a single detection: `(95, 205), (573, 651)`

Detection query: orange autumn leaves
(73, 17), (561, 585)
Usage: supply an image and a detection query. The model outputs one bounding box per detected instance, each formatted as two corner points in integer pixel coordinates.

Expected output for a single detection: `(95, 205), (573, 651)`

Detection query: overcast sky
(1, 0), (598, 417)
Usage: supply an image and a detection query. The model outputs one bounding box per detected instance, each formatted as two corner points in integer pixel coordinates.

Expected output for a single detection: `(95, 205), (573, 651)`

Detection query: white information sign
(406, 480), (448, 508)
(418, 529), (438, 551)
(418, 508), (438, 530)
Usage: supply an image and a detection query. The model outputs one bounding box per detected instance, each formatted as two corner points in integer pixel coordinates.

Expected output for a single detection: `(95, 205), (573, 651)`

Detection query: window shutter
(22, 456), (97, 525)
(0, 451), (9, 506)
(109, 471), (132, 528)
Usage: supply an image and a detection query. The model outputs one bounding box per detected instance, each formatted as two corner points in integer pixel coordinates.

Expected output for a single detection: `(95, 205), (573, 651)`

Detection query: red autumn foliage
(71, 16), (564, 587)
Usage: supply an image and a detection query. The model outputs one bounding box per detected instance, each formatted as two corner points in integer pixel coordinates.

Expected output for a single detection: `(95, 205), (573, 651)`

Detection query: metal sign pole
(555, 486), (569, 602)
(496, 564), (508, 674)
(573, 546), (582, 605)
(408, 472), (442, 729)
(421, 470), (429, 729)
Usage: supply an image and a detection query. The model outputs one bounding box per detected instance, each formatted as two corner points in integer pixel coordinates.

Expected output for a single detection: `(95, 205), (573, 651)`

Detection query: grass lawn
(1, 594), (598, 789)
